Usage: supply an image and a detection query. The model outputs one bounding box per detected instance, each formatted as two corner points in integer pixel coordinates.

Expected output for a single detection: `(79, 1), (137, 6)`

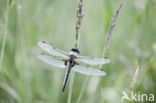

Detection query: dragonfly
(37, 41), (111, 92)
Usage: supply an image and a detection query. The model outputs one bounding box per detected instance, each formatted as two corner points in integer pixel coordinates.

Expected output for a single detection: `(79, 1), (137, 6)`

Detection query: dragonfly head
(71, 47), (80, 54)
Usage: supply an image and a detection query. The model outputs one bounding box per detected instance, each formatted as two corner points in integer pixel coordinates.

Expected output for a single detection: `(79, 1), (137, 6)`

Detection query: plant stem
(76, 76), (89, 103)
(68, 0), (85, 103)
(74, 0), (84, 48)
(0, 1), (9, 71)
(67, 71), (75, 103)
(103, 2), (123, 57)
(100, 2), (123, 103)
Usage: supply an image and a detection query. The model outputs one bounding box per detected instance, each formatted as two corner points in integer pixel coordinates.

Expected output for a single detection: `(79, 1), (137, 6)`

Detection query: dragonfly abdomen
(62, 62), (72, 92)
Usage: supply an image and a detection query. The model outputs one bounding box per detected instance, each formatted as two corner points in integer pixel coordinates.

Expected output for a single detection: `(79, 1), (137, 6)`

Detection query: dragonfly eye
(71, 48), (80, 54)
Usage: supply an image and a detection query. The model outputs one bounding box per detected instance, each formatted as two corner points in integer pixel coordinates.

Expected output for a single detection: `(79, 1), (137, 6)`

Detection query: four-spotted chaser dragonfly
(37, 41), (111, 92)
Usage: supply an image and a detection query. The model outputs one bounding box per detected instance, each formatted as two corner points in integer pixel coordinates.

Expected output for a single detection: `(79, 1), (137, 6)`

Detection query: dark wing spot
(41, 53), (45, 55)
(41, 41), (46, 43)
(99, 69), (104, 71)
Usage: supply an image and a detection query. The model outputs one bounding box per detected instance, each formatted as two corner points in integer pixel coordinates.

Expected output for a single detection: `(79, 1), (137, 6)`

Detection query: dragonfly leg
(64, 61), (68, 66)
(71, 62), (75, 67)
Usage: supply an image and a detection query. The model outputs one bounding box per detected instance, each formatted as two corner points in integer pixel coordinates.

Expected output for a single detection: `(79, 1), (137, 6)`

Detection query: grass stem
(67, 72), (75, 103)
(103, 2), (123, 57)
(68, 0), (85, 103)
(0, 1), (9, 71)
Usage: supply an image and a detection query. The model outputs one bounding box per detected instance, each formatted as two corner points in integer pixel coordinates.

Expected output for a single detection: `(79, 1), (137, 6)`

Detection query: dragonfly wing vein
(37, 54), (66, 68)
(38, 41), (68, 58)
(77, 56), (111, 65)
(72, 65), (106, 76)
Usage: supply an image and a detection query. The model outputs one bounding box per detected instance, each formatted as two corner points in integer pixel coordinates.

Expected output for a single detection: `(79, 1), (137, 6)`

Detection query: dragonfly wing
(38, 41), (68, 58)
(76, 56), (111, 65)
(37, 54), (66, 68)
(72, 65), (106, 76)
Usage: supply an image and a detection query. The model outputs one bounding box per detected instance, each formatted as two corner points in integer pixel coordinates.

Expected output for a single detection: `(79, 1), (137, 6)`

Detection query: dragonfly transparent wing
(72, 64), (106, 76)
(37, 54), (66, 68)
(76, 56), (111, 65)
(38, 41), (68, 58)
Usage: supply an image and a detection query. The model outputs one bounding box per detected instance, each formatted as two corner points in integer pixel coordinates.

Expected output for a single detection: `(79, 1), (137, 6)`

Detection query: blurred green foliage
(0, 0), (156, 103)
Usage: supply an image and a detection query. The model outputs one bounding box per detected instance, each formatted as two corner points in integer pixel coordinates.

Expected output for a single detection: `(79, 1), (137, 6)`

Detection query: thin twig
(103, 3), (123, 56)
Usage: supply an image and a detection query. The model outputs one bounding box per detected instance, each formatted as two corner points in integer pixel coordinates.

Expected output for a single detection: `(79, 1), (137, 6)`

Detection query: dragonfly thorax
(69, 51), (79, 58)
(64, 54), (76, 67)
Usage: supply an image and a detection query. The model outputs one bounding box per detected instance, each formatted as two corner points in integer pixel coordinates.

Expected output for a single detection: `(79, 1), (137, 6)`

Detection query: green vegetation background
(0, 0), (155, 103)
